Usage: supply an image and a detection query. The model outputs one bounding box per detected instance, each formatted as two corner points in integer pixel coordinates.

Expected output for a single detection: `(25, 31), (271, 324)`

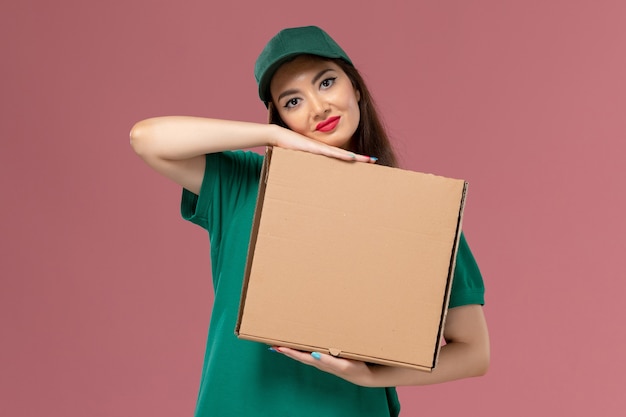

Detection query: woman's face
(270, 55), (361, 149)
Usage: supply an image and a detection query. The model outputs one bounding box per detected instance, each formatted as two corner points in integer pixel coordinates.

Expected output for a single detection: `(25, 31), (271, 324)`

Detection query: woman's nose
(310, 95), (330, 119)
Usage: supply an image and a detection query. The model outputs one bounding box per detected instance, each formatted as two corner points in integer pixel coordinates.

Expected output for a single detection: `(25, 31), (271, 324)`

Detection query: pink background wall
(2, 1), (625, 416)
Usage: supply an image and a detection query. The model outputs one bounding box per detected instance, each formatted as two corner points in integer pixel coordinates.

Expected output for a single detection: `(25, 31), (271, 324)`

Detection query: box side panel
(431, 182), (469, 369)
(237, 332), (434, 372)
(235, 147), (272, 335)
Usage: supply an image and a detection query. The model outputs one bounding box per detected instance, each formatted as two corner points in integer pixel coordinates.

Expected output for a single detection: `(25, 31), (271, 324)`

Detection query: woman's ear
(356, 89), (361, 102)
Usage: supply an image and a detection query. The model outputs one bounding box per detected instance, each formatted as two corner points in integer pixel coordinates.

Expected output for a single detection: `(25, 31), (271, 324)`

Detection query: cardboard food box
(235, 147), (467, 371)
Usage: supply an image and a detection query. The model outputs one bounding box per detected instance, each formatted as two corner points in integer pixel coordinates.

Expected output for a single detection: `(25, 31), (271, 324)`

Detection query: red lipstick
(315, 116), (340, 132)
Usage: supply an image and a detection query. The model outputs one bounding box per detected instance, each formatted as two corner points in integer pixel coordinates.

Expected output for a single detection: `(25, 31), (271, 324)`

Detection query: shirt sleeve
(448, 232), (485, 308)
(180, 151), (263, 248)
(180, 152), (221, 231)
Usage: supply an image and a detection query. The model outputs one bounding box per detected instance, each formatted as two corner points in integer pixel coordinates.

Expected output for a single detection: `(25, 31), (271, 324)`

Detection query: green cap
(254, 26), (353, 103)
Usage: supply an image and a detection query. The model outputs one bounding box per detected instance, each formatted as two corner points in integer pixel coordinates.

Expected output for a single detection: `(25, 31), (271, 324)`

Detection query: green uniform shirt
(181, 151), (484, 417)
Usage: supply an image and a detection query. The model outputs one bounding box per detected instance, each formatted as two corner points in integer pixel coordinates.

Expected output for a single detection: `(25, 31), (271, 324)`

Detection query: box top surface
(237, 148), (467, 370)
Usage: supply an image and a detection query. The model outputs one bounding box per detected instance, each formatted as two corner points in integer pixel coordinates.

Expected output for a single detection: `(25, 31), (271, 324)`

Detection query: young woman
(131, 26), (489, 417)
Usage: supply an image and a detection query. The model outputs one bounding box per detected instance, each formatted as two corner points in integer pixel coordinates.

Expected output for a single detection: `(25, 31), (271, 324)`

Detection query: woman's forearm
(274, 305), (489, 388)
(367, 304), (490, 387)
(130, 116), (278, 160)
(129, 115), (373, 194)
(366, 339), (490, 387)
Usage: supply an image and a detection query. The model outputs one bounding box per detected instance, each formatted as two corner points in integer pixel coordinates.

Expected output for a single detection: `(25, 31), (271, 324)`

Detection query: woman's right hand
(269, 124), (375, 164)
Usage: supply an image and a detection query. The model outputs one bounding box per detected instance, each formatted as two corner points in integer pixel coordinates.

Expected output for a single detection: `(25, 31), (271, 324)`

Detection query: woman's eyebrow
(311, 68), (334, 85)
(277, 88), (299, 102)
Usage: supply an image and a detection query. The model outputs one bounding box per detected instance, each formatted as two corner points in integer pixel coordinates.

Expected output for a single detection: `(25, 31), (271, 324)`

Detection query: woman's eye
(320, 77), (336, 89)
(284, 98), (300, 108)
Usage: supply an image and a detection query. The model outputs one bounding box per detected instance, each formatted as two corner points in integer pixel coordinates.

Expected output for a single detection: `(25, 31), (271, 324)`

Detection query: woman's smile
(316, 116), (341, 132)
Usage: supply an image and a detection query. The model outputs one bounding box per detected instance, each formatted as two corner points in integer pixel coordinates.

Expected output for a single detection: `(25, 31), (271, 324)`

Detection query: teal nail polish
(370, 157), (378, 162)
(268, 347), (277, 352)
(311, 352), (322, 360)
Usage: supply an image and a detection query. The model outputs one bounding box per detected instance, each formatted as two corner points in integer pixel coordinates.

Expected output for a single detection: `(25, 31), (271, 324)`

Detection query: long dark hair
(267, 57), (398, 168)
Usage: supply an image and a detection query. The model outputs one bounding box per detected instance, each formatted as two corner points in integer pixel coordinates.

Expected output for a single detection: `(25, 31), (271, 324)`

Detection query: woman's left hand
(272, 347), (376, 387)
(270, 305), (490, 388)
